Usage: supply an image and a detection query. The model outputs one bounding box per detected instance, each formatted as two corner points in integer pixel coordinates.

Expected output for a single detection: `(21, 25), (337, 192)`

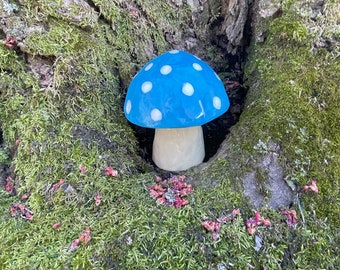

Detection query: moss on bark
(0, 0), (339, 269)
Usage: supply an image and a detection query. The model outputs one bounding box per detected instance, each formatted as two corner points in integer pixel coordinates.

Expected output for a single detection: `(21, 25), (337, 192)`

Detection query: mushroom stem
(152, 126), (205, 171)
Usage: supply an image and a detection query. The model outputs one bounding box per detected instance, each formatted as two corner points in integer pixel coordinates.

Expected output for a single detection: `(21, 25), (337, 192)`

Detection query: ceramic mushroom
(124, 50), (230, 171)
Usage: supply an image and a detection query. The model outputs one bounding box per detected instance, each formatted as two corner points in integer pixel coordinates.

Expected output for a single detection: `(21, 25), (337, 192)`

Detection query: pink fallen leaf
(21, 193), (29, 200)
(3, 35), (16, 49)
(254, 212), (261, 225)
(180, 199), (189, 207)
(149, 189), (161, 198)
(212, 232), (220, 241)
(282, 209), (298, 227)
(79, 227), (91, 245)
(94, 194), (102, 206)
(128, 6), (139, 19)
(217, 208), (241, 223)
(262, 219), (271, 227)
(18, 204), (26, 213)
(247, 226), (256, 235)
(303, 179), (318, 193)
(9, 203), (33, 221)
(149, 175), (193, 208)
(68, 239), (80, 253)
(173, 197), (188, 208)
(217, 215), (233, 223)
(202, 220), (221, 232)
(49, 179), (65, 194)
(9, 206), (16, 216)
(246, 212), (271, 234)
(201, 209), (241, 241)
(179, 187), (192, 196)
(67, 227), (91, 253)
(156, 195), (166, 205)
(5, 180), (13, 193)
(24, 211), (33, 221)
(155, 175), (162, 182)
(52, 222), (61, 229)
(309, 180), (318, 193)
(232, 208), (241, 215)
(152, 185), (166, 192)
(79, 164), (87, 174)
(105, 167), (118, 177)
(15, 137), (21, 146)
(177, 175), (186, 181)
(173, 179), (184, 190)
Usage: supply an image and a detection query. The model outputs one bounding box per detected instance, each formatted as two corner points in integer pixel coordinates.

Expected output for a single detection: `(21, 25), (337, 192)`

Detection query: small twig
(295, 193), (306, 228)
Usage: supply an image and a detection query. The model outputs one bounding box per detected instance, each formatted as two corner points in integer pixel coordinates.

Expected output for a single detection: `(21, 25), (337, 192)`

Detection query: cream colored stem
(152, 126), (205, 171)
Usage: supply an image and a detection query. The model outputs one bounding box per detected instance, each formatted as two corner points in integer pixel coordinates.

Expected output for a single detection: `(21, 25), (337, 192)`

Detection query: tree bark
(1, 0), (339, 267)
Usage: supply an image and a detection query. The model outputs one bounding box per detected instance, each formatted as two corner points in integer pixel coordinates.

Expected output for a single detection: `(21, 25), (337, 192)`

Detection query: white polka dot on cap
(182, 82), (194, 96)
(160, 65), (172, 75)
(213, 96), (222, 110)
(193, 63), (202, 71)
(125, 100), (132, 114)
(150, 108), (162, 121)
(141, 81), (152, 93)
(144, 63), (153, 71)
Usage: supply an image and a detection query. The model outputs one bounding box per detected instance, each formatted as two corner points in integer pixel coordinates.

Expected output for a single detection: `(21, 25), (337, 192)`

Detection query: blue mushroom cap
(124, 50), (230, 128)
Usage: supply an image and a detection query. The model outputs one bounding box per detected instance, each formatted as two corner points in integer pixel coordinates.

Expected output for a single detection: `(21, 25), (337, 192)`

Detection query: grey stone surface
(243, 142), (293, 209)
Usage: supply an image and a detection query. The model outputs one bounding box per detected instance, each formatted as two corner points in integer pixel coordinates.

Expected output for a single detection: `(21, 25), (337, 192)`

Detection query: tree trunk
(0, 0), (251, 189)
(1, 0), (339, 268)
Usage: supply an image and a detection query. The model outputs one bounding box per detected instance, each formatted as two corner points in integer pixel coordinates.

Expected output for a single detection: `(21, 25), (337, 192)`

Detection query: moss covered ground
(0, 0), (339, 269)
(243, 0), (340, 227)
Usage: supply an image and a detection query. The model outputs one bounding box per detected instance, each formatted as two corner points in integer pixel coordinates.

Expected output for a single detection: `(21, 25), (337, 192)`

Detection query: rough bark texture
(209, 0), (250, 54)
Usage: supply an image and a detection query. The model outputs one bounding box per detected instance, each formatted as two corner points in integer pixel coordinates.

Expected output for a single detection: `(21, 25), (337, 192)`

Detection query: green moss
(0, 46), (21, 70)
(24, 20), (90, 56)
(242, 0), (340, 232)
(1, 0), (339, 268)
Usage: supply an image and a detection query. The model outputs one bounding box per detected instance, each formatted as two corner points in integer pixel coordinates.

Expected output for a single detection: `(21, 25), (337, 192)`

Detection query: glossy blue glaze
(124, 50), (230, 128)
